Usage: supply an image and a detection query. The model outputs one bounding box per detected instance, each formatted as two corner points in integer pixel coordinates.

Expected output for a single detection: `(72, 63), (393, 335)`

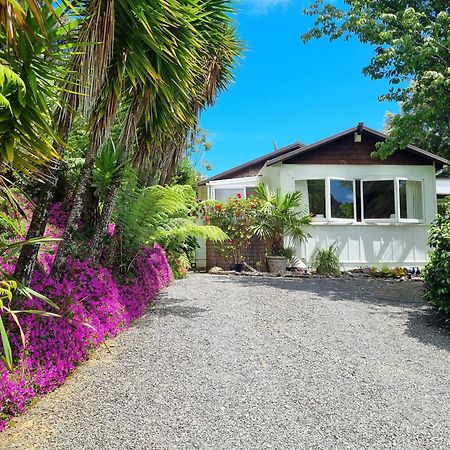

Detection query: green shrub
(424, 201), (450, 314)
(310, 242), (341, 276)
(115, 178), (226, 277)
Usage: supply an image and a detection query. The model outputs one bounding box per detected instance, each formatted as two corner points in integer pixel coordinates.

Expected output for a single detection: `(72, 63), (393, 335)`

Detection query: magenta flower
(0, 202), (172, 431)
(106, 223), (116, 238)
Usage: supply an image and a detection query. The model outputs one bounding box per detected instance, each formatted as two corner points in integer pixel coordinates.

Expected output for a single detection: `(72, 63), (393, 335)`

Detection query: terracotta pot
(267, 255), (287, 273)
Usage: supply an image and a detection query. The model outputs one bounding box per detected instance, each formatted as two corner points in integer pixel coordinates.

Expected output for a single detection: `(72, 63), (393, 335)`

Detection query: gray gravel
(2, 274), (450, 450)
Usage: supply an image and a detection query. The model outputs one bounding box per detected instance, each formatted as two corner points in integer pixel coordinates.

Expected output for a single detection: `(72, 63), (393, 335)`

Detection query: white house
(197, 124), (448, 270)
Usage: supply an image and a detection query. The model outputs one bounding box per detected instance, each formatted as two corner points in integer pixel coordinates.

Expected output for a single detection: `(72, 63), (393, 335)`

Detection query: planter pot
(233, 263), (243, 272)
(267, 256), (287, 273)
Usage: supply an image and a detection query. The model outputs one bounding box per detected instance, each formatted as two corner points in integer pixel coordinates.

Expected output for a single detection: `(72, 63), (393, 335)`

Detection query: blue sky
(199, 0), (399, 176)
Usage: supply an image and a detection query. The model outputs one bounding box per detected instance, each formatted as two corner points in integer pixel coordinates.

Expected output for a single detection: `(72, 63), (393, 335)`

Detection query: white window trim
(296, 177), (357, 224)
(396, 177), (425, 224)
(361, 178), (397, 224)
(329, 177), (357, 223)
(296, 176), (425, 225)
(208, 176), (260, 201)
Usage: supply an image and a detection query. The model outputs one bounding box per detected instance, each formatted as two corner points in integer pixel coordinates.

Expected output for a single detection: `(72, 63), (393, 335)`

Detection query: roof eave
(266, 125), (449, 168)
(198, 141), (303, 185)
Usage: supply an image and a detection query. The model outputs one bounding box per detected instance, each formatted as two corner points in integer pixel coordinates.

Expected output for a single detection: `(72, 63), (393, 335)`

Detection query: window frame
(396, 177), (425, 224)
(296, 176), (425, 224)
(212, 187), (246, 202)
(296, 177), (357, 224)
(328, 177), (357, 223)
(360, 178), (397, 223)
(304, 178), (327, 221)
(209, 177), (260, 202)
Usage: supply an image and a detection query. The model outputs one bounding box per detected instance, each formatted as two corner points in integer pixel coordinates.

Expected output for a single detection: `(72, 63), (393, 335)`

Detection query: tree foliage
(0, 3), (78, 186)
(423, 200), (450, 314)
(303, 0), (450, 158)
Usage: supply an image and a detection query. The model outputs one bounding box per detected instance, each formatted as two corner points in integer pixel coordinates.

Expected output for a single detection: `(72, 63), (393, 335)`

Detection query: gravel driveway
(2, 274), (450, 450)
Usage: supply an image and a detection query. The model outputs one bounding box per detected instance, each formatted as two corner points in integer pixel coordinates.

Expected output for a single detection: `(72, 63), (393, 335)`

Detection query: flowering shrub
(201, 196), (258, 266)
(0, 203), (172, 431)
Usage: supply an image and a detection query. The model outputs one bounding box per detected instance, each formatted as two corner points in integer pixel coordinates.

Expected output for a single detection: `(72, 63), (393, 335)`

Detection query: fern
(116, 179), (227, 270)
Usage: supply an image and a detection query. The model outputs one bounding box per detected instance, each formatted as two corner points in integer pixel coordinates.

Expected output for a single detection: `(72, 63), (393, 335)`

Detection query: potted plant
(251, 182), (312, 273)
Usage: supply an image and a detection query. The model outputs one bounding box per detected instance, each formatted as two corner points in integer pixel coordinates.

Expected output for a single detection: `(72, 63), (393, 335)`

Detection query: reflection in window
(363, 180), (395, 219)
(245, 187), (257, 198)
(307, 179), (325, 217)
(399, 180), (423, 220)
(330, 179), (354, 219)
(214, 188), (245, 202)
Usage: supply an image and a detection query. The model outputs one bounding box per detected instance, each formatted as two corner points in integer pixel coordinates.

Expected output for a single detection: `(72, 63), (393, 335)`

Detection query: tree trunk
(51, 84), (121, 279)
(13, 106), (72, 286)
(88, 157), (126, 262)
(13, 163), (61, 286)
(88, 94), (142, 262)
(83, 185), (100, 230)
(50, 141), (102, 278)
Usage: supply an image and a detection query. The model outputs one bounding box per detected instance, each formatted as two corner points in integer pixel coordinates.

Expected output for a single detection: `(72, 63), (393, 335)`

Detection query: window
(214, 188), (245, 202)
(330, 179), (354, 219)
(399, 180), (423, 220)
(362, 180), (395, 219)
(214, 186), (257, 201)
(306, 179), (326, 217)
(296, 177), (424, 223)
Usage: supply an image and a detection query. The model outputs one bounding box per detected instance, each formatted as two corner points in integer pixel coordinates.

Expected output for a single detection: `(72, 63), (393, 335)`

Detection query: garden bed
(0, 202), (173, 431)
(207, 266), (424, 282)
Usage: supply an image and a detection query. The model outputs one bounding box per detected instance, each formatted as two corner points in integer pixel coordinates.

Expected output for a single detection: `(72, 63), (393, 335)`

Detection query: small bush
(310, 242), (341, 276)
(370, 266), (408, 279)
(423, 202), (450, 314)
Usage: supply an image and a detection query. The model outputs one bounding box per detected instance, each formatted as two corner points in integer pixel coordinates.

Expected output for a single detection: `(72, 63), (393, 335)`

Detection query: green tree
(303, 0), (450, 158)
(81, 1), (241, 264)
(1, 2), (80, 287)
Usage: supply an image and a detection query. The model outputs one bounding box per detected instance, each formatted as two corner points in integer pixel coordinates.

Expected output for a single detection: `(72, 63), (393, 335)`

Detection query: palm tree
(251, 182), (312, 256)
(54, 0), (242, 267)
(132, 20), (241, 186)
(0, 2), (81, 286)
(14, 0), (123, 283)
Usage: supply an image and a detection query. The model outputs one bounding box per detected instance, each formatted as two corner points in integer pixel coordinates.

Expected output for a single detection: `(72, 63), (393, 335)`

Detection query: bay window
(297, 177), (424, 223)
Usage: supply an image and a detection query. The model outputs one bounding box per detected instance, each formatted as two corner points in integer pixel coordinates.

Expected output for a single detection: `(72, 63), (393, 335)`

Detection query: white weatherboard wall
(262, 163), (437, 269)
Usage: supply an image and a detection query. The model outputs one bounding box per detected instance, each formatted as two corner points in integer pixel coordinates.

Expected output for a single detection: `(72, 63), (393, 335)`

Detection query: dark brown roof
(198, 141), (304, 185)
(267, 125), (449, 168)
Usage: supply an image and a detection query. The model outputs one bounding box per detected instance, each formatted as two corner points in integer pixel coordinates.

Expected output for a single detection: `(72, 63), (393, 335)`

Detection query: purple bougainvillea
(0, 204), (172, 430)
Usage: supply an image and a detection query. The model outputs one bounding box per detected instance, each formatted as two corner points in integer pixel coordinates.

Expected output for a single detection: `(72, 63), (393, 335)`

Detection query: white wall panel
(297, 223), (429, 269)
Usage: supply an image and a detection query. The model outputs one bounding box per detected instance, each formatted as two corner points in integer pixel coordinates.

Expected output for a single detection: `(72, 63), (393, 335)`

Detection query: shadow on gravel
(146, 293), (207, 319)
(214, 276), (424, 307)
(211, 275), (450, 352)
(404, 307), (450, 352)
